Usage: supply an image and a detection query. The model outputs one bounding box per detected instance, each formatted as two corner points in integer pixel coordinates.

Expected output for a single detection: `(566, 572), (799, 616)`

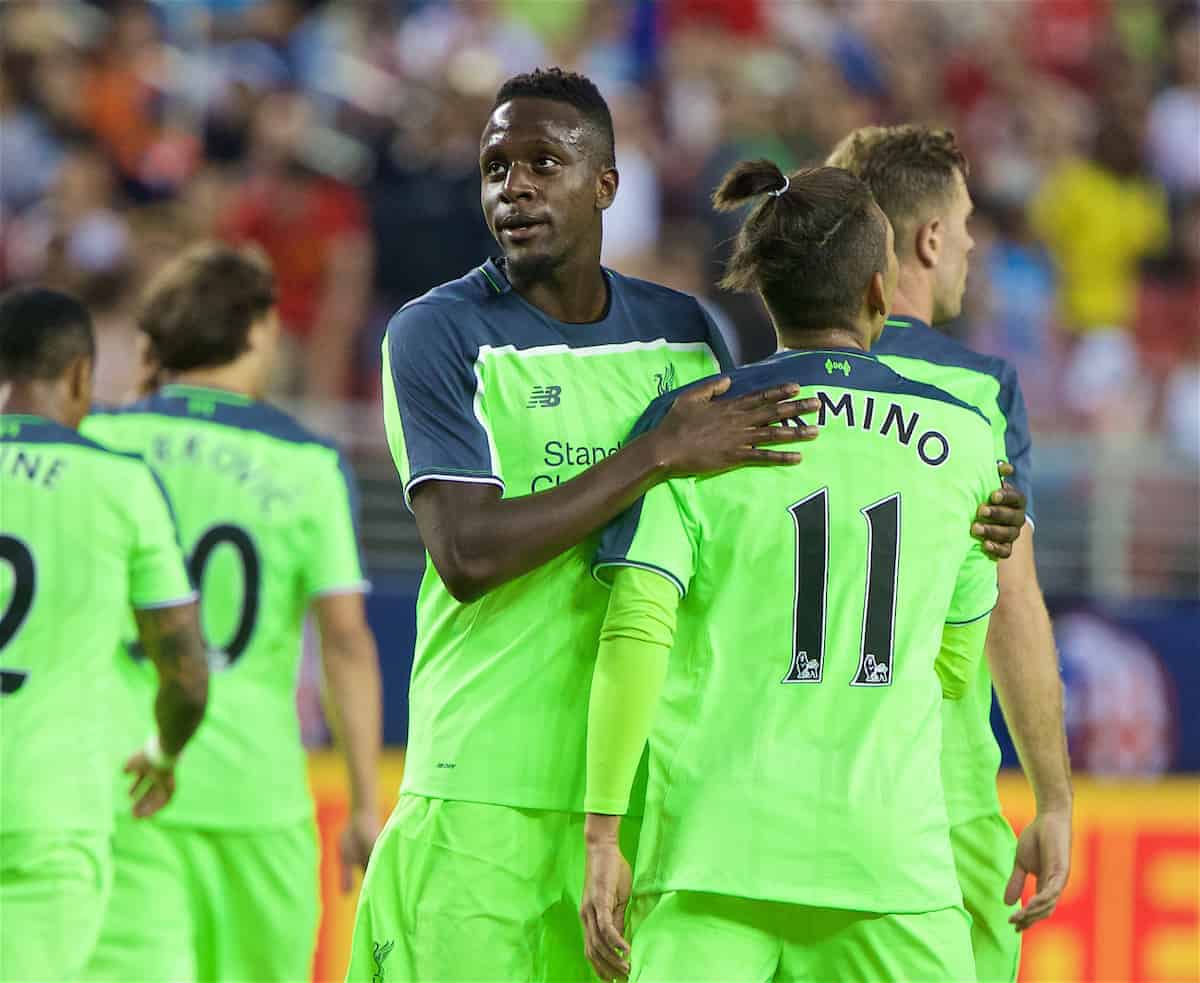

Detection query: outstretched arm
(415, 379), (818, 603)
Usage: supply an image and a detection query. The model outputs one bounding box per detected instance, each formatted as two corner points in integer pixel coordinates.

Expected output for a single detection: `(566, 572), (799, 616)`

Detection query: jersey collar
(160, 383), (254, 405)
(883, 314), (931, 332)
(480, 258), (513, 295)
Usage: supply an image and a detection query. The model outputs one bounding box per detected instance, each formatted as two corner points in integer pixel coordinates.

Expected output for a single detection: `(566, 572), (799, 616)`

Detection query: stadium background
(1, 0), (1197, 980)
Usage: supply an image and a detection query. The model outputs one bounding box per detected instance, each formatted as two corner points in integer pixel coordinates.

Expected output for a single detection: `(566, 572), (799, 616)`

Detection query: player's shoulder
(875, 317), (1016, 388)
(606, 268), (706, 316)
(384, 262), (506, 360)
(606, 268), (715, 341)
(5, 413), (147, 466)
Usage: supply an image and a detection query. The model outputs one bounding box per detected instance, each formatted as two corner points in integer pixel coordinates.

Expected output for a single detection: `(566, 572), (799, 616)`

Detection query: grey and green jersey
(383, 258), (732, 811)
(874, 315), (1034, 827)
(0, 414), (194, 833)
(83, 386), (367, 829)
(594, 350), (999, 913)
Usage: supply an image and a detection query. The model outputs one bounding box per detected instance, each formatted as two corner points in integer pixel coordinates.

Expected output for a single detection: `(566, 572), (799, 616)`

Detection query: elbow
(432, 543), (495, 604)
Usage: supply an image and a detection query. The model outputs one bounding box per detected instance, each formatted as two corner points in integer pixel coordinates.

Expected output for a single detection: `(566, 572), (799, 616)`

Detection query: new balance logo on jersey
(527, 385), (562, 408)
(655, 363), (677, 396)
(825, 358), (851, 377)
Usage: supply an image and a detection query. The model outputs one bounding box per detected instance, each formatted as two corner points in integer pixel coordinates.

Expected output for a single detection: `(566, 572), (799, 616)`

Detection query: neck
(169, 363), (260, 399)
(507, 249), (609, 324)
(1, 383), (74, 428)
(777, 327), (869, 352)
(889, 264), (935, 324)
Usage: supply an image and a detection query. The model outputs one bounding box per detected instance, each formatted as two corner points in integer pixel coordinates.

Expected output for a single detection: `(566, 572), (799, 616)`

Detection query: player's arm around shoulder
(408, 371), (819, 604)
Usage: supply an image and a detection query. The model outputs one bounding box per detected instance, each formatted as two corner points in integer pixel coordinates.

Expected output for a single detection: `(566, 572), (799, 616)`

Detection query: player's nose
(501, 163), (537, 202)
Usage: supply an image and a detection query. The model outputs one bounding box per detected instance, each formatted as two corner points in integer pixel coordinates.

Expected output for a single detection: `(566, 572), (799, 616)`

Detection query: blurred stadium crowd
(2, 0), (1197, 434)
(2, 0), (1198, 603)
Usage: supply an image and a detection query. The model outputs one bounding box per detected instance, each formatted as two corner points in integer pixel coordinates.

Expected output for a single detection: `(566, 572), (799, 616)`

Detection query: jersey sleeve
(381, 302), (502, 510)
(946, 447), (1001, 626)
(594, 478), (698, 598)
(995, 362), (1035, 525)
(302, 449), (370, 598)
(126, 462), (197, 610)
(696, 300), (737, 371)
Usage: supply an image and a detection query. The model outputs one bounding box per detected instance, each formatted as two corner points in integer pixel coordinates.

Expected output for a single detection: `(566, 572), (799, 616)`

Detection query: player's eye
(484, 160), (507, 177)
(535, 157), (559, 170)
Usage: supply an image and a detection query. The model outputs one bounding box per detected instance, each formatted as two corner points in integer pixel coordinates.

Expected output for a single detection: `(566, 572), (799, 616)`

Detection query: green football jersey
(0, 414), (194, 833)
(383, 259), (732, 811)
(874, 315), (1036, 827)
(595, 349), (999, 913)
(82, 385), (367, 829)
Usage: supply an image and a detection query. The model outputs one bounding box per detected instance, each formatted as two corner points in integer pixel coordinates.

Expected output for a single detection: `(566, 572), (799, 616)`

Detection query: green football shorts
(952, 811), (1022, 982)
(627, 890), (975, 982)
(348, 794), (641, 982)
(0, 830), (112, 982)
(84, 812), (319, 982)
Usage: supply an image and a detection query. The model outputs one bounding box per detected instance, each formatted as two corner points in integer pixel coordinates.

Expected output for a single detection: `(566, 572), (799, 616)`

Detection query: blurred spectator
(1029, 111), (1170, 421)
(1146, 3), (1200, 199)
(1137, 194), (1200, 460)
(219, 90), (372, 399)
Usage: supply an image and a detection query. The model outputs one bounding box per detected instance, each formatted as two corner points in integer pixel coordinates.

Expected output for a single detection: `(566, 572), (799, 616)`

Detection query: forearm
(137, 604), (209, 757)
(988, 537), (1072, 812)
(423, 434), (669, 601)
(585, 568), (678, 815)
(320, 628), (382, 815)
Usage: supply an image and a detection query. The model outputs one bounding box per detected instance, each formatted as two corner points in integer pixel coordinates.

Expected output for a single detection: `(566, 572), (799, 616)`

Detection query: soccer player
(348, 68), (825, 982)
(581, 162), (998, 981)
(81, 244), (382, 982)
(0, 287), (208, 982)
(828, 125), (1073, 980)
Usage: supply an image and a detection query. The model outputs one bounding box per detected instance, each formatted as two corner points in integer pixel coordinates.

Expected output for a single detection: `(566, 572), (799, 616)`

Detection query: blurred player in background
(348, 67), (824, 982)
(0, 287), (208, 982)
(828, 125), (1073, 980)
(581, 162), (996, 981)
(81, 245), (382, 982)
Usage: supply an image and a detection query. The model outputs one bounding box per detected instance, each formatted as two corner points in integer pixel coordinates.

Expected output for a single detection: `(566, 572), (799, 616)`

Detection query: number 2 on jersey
(783, 490), (900, 687)
(0, 534), (36, 695)
(188, 523), (261, 669)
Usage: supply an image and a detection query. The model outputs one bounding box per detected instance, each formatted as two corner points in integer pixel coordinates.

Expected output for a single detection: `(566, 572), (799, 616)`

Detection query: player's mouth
(497, 215), (549, 243)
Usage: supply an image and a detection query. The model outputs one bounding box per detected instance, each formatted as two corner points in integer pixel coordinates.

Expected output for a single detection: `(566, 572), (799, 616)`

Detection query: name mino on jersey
(805, 390), (952, 467)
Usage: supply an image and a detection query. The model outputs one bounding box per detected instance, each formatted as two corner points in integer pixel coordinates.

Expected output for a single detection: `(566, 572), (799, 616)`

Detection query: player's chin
(503, 248), (561, 283)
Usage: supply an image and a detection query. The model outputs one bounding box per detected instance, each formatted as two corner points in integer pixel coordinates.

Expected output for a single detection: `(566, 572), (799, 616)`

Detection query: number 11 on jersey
(783, 490), (900, 688)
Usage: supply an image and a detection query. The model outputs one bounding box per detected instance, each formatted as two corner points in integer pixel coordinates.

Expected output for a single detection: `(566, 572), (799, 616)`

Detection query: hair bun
(712, 159), (789, 212)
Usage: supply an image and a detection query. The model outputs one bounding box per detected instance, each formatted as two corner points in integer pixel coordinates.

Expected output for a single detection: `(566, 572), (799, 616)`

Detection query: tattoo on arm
(135, 603), (209, 757)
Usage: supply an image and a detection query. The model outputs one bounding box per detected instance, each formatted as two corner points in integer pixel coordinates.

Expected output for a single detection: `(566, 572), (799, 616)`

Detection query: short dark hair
(713, 161), (888, 334)
(138, 242), (276, 373)
(492, 67), (615, 166)
(826, 125), (968, 258)
(0, 286), (95, 382)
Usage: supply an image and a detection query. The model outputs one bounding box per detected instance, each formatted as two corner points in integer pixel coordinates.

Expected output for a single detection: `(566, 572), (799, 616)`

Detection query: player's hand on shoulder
(580, 822), (633, 980)
(972, 462), (1027, 559)
(652, 377), (820, 479)
(339, 808), (381, 893)
(124, 747), (177, 819)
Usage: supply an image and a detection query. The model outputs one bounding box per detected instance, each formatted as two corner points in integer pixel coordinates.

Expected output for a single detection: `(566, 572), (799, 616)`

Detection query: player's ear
(596, 165), (618, 212)
(915, 218), (941, 269)
(866, 271), (888, 319)
(66, 354), (94, 419)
